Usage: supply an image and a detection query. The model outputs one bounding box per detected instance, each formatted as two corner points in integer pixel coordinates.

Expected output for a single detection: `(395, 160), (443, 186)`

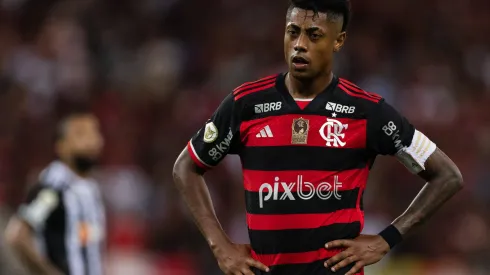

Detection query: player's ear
(333, 31), (347, 52)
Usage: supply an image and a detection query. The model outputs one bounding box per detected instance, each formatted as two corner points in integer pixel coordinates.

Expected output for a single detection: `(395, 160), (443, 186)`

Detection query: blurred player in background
(4, 113), (105, 275)
(173, 0), (463, 274)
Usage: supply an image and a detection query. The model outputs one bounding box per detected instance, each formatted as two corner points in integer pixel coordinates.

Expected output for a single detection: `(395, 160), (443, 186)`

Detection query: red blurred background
(0, 0), (489, 274)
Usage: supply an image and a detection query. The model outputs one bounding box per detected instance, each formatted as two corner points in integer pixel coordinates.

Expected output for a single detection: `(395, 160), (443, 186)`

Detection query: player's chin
(289, 69), (315, 80)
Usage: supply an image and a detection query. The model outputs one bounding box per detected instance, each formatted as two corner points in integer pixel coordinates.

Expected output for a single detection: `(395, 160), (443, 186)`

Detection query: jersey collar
(275, 72), (339, 112)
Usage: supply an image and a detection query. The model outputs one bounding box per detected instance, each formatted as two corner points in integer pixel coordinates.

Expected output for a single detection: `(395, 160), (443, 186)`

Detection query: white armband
(19, 189), (59, 230)
(395, 130), (437, 174)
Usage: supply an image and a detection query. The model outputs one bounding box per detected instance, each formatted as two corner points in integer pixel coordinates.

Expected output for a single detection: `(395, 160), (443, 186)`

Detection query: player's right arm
(173, 93), (269, 275)
(4, 185), (64, 275)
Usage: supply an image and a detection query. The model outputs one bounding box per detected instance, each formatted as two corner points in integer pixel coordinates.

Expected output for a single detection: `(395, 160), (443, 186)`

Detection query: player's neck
(286, 72), (333, 99)
(61, 160), (91, 178)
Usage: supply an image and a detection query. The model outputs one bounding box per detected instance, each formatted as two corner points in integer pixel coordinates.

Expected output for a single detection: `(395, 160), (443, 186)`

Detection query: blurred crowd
(0, 0), (489, 274)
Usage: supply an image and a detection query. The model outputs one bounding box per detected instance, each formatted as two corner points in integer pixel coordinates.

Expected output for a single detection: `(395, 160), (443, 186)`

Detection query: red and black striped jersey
(187, 73), (416, 275)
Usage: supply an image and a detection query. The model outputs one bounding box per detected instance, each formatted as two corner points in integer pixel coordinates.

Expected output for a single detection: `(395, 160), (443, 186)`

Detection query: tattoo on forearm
(393, 149), (463, 236)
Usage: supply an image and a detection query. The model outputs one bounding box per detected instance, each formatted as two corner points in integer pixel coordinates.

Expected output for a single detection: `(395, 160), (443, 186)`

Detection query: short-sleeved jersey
(188, 73), (435, 275)
(18, 161), (105, 275)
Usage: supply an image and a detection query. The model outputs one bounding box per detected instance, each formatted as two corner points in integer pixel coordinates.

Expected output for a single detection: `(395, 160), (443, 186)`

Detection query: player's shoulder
(335, 77), (383, 105)
(231, 73), (281, 102)
(333, 77), (388, 116)
(38, 161), (75, 190)
(24, 182), (62, 202)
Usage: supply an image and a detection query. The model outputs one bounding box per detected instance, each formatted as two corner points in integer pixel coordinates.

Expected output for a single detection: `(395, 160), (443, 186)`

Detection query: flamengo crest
(319, 118), (348, 147)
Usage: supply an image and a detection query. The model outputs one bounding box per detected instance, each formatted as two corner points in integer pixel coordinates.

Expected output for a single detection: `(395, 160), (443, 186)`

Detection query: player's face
(58, 115), (104, 166)
(284, 8), (346, 79)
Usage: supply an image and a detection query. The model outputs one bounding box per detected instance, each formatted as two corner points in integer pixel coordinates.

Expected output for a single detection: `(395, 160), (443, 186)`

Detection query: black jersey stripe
(245, 188), (360, 215)
(249, 221), (361, 254)
(44, 191), (70, 274)
(240, 146), (368, 171)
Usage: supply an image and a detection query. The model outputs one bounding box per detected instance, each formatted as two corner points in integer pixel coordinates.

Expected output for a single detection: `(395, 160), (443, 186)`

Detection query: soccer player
(4, 113), (106, 275)
(173, 0), (463, 274)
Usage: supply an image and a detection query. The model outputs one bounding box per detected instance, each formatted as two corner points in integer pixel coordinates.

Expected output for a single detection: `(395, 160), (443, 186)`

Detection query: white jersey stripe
(64, 189), (85, 275)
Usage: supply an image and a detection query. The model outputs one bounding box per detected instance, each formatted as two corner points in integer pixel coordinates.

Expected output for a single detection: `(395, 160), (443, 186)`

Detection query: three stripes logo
(256, 125), (274, 138)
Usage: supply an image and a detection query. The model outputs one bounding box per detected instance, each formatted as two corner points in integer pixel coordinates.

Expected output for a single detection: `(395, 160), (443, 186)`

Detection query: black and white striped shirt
(19, 161), (106, 275)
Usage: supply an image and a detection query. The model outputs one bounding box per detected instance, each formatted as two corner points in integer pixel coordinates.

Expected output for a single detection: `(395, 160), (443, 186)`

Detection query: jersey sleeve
(187, 93), (241, 170)
(367, 100), (437, 174)
(18, 184), (61, 231)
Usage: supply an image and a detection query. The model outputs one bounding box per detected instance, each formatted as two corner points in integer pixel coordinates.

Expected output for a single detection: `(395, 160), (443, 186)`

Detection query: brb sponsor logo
(255, 102), (282, 114)
(258, 175), (342, 208)
(326, 102), (355, 114)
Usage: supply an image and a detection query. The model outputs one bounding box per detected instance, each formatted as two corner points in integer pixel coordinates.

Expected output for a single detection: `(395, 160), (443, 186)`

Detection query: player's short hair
(55, 111), (93, 142)
(288, 0), (351, 32)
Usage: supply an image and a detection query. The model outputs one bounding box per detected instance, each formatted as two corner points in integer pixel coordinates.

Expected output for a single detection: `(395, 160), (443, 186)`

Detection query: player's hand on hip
(213, 242), (269, 275)
(324, 234), (390, 275)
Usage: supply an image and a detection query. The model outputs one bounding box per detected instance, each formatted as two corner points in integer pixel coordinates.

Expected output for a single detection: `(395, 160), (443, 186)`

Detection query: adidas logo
(256, 125), (274, 138)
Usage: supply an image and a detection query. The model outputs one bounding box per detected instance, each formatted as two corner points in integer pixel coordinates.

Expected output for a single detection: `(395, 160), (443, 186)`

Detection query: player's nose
(293, 34), (308, 52)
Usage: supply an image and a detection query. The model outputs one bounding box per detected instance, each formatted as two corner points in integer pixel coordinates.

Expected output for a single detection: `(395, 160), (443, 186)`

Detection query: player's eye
(287, 29), (298, 36)
(310, 33), (322, 40)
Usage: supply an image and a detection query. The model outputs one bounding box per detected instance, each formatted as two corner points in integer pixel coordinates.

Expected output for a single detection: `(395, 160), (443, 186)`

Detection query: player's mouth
(291, 56), (310, 70)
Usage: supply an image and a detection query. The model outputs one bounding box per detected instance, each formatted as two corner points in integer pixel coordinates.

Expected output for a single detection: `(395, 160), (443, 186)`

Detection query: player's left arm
(391, 147), (463, 235)
(325, 100), (463, 275)
(368, 100), (464, 237)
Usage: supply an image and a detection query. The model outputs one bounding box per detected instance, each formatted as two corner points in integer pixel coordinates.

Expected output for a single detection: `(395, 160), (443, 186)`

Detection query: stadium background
(0, 0), (489, 274)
